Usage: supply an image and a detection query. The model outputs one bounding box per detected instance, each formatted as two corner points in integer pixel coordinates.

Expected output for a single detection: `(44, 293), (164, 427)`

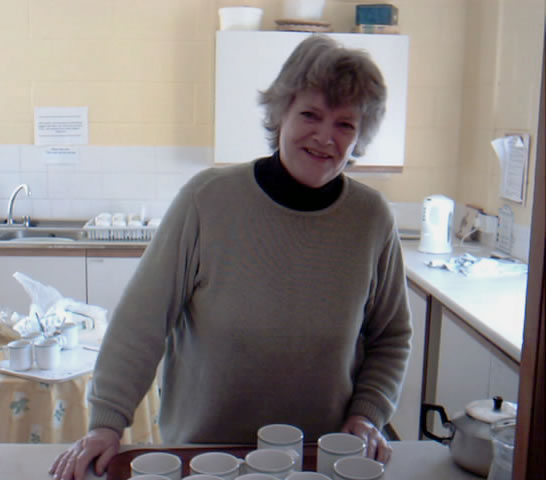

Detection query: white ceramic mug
(244, 449), (296, 480)
(316, 434), (366, 479)
(235, 474), (279, 480)
(182, 475), (224, 480)
(333, 456), (384, 480)
(131, 452), (182, 480)
(34, 338), (62, 370)
(190, 452), (242, 480)
(128, 475), (172, 480)
(4, 340), (33, 371)
(286, 472), (331, 480)
(59, 322), (79, 349)
(258, 424), (304, 471)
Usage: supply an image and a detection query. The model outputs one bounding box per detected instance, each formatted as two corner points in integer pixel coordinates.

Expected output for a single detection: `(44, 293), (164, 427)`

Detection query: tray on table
(107, 443), (318, 480)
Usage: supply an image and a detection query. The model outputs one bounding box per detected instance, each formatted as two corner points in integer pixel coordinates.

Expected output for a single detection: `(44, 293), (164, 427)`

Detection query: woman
(50, 35), (411, 480)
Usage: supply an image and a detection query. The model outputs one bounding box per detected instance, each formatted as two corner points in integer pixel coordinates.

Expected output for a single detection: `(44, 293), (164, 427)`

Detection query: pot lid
(465, 396), (517, 424)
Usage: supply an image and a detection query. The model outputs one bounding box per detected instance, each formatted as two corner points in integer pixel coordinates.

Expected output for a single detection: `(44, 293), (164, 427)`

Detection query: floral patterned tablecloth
(0, 351), (161, 445)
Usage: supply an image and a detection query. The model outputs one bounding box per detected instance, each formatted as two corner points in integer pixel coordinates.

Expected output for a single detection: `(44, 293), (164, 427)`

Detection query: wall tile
(97, 146), (156, 173)
(0, 0), (30, 36)
(0, 36), (33, 82)
(102, 172), (155, 200)
(20, 146), (47, 172)
(0, 125), (33, 144)
(31, 199), (52, 219)
(0, 82), (32, 122)
(19, 172), (48, 199)
(31, 39), (115, 82)
(112, 0), (200, 40)
(0, 173), (22, 198)
(30, 0), (114, 39)
(0, 145), (21, 171)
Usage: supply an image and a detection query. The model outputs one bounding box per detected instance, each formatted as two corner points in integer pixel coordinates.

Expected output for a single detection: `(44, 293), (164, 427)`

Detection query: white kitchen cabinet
(431, 308), (519, 433)
(390, 281), (428, 440)
(435, 309), (491, 421)
(86, 256), (141, 320)
(0, 254), (86, 315)
(215, 31), (409, 169)
(488, 350), (519, 404)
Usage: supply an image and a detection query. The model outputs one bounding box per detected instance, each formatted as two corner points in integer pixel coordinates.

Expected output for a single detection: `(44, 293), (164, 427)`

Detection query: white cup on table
(128, 475), (172, 480)
(258, 424), (304, 471)
(286, 472), (331, 480)
(3, 339), (33, 371)
(190, 451), (242, 480)
(131, 452), (182, 480)
(333, 456), (384, 480)
(34, 337), (62, 370)
(236, 473), (279, 480)
(244, 448), (296, 480)
(58, 322), (79, 349)
(316, 433), (366, 479)
(183, 474), (224, 480)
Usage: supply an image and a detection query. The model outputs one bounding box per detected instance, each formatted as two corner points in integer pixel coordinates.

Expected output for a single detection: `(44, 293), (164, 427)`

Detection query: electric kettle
(418, 195), (454, 254)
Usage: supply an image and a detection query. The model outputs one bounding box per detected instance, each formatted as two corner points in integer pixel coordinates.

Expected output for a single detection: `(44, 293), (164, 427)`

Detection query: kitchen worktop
(1, 234), (527, 363)
(0, 238), (148, 250)
(401, 240), (527, 363)
(0, 441), (478, 480)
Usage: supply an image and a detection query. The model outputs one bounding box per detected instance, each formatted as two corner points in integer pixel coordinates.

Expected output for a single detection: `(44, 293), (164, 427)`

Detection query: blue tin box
(356, 4), (399, 25)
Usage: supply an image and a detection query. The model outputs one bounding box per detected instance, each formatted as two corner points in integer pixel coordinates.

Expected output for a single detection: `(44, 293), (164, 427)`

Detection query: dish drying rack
(83, 219), (158, 241)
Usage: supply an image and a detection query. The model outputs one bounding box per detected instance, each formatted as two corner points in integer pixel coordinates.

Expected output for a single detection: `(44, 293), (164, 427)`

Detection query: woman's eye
(340, 122), (355, 130)
(301, 111), (316, 119)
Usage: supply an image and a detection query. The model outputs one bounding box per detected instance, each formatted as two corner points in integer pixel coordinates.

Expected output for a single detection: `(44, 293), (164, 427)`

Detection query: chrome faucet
(6, 184), (31, 225)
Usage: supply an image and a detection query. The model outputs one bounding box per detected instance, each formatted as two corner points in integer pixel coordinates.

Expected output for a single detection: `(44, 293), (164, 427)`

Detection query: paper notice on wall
(42, 146), (80, 165)
(491, 134), (530, 204)
(34, 107), (88, 146)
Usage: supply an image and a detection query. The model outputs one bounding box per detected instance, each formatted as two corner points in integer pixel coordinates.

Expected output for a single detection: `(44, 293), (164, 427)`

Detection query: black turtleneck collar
(254, 151), (343, 211)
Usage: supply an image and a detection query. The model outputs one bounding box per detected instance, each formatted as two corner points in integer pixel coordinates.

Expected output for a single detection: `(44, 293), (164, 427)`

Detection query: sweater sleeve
(88, 176), (202, 435)
(346, 227), (412, 429)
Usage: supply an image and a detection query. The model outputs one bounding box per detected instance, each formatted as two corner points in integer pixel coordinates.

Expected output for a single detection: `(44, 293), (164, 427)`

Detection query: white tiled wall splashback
(0, 145), (213, 221)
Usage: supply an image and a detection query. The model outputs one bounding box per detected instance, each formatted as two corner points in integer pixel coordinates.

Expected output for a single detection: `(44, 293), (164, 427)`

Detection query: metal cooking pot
(421, 397), (517, 477)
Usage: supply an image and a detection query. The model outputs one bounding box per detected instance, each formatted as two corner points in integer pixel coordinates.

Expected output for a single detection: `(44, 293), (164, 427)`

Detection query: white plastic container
(281, 0), (326, 20)
(218, 7), (263, 31)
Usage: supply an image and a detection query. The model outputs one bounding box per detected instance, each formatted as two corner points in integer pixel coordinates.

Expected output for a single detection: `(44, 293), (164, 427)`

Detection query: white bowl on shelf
(282, 0), (325, 21)
(218, 7), (264, 31)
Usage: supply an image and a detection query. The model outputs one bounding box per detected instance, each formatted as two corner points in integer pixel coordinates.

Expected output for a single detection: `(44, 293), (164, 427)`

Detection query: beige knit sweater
(89, 161), (412, 443)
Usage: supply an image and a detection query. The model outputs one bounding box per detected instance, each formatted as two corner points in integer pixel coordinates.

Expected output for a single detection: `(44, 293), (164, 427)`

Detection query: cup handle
(285, 449), (301, 464)
(237, 458), (246, 474)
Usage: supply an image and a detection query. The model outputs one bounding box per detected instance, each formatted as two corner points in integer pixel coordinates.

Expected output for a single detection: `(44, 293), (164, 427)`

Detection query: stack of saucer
(275, 18), (332, 32)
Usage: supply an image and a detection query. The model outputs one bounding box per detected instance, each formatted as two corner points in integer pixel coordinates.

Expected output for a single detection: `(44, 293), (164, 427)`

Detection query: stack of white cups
(126, 425), (384, 480)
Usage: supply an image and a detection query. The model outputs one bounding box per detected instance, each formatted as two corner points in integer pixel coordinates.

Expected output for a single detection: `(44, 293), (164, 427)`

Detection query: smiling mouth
(304, 147), (332, 159)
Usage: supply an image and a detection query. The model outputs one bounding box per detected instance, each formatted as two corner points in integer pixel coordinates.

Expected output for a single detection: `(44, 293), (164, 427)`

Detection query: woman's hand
(49, 427), (121, 480)
(341, 415), (392, 464)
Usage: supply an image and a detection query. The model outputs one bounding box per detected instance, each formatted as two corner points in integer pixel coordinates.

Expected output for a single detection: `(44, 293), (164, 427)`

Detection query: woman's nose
(313, 122), (334, 145)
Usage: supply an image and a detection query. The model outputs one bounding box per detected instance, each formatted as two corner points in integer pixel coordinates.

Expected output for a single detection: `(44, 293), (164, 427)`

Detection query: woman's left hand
(341, 415), (392, 464)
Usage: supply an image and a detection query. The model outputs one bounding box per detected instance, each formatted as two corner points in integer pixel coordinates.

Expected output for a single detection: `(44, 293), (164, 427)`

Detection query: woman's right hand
(49, 427), (121, 480)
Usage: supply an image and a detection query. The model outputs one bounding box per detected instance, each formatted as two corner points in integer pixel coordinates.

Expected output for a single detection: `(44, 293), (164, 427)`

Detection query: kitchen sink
(0, 220), (87, 242)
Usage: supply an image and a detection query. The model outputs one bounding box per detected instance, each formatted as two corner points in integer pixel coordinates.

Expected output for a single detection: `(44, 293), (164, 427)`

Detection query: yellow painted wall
(0, 0), (543, 216)
(459, 0), (544, 225)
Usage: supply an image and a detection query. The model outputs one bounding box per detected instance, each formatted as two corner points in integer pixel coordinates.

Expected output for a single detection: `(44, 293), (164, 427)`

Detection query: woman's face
(278, 89), (360, 188)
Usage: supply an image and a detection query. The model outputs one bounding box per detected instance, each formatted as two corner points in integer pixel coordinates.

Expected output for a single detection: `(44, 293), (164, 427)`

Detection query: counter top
(1, 235), (526, 363)
(401, 240), (527, 362)
(0, 441), (478, 480)
(0, 239), (148, 250)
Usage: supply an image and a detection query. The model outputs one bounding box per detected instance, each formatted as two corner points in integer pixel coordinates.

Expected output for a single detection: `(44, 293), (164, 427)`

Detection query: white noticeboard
(215, 31), (409, 168)
(34, 106), (89, 146)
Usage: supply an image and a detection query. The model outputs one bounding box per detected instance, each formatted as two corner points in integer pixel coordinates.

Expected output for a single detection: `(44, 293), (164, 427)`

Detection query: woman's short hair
(258, 34), (387, 157)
